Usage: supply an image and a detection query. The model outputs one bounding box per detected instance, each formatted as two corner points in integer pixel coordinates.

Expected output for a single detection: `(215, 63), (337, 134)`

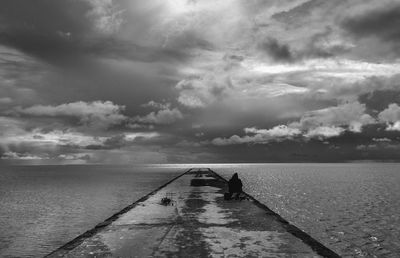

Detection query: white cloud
(0, 116), (104, 158)
(58, 153), (92, 160)
(386, 122), (400, 131)
(373, 138), (391, 142)
(378, 103), (400, 131)
(0, 116), (161, 162)
(5, 129), (106, 147)
(123, 132), (159, 141)
(244, 126), (301, 138)
(289, 102), (375, 133)
(0, 113), (163, 163)
(245, 61), (307, 74)
(17, 100), (127, 129)
(133, 107), (183, 125)
(211, 102), (376, 145)
(211, 135), (243, 146)
(141, 100), (171, 109)
(176, 74), (233, 108)
(169, 0), (400, 116)
(379, 103), (400, 121)
(304, 126), (345, 139)
(212, 125), (301, 145)
(1, 151), (47, 160)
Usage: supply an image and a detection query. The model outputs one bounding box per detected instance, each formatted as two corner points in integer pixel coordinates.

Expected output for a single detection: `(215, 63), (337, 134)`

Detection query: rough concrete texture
(47, 168), (340, 258)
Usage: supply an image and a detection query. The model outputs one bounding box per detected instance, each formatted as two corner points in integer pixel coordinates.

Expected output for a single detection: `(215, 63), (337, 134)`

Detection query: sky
(1, 0), (400, 164)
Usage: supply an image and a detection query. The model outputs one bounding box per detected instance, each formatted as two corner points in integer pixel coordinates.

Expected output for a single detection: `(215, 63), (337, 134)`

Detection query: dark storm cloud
(0, 0), (196, 65)
(0, 0), (190, 123)
(0, 0), (93, 60)
(342, 4), (400, 42)
(359, 90), (400, 113)
(16, 100), (127, 129)
(258, 38), (293, 62)
(302, 27), (352, 59)
(0, 49), (47, 105)
(0, 51), (44, 75)
(89, 39), (190, 63)
(2, 0), (400, 164)
(202, 138), (364, 163)
(85, 134), (129, 150)
(257, 32), (349, 63)
(0, 0), (92, 35)
(0, 0), (212, 120)
(341, 3), (400, 60)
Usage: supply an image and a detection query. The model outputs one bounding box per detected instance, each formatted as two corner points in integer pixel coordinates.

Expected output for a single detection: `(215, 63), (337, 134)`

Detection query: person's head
(232, 173), (238, 179)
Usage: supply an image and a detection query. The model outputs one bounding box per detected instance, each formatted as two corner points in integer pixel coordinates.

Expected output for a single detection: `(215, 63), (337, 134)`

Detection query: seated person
(226, 173), (243, 200)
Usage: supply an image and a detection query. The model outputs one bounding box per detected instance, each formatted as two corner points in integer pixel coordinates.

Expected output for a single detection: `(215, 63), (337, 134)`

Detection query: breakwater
(47, 168), (340, 257)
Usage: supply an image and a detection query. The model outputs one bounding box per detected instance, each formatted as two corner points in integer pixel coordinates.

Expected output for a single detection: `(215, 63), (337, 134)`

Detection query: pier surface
(47, 168), (339, 257)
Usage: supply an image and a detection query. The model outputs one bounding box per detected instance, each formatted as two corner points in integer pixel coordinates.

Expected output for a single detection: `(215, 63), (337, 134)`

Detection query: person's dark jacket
(228, 173), (242, 193)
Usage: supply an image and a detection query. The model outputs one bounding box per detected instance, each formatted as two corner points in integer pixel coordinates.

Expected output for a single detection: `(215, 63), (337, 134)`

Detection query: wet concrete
(47, 168), (340, 258)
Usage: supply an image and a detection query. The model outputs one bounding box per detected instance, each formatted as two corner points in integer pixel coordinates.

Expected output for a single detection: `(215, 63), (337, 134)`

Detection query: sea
(0, 163), (399, 257)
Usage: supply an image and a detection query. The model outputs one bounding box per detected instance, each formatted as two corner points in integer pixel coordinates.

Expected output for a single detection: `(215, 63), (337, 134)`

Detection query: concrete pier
(47, 168), (340, 257)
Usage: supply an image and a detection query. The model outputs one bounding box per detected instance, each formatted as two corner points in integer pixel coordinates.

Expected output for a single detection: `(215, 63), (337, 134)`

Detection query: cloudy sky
(1, 0), (400, 164)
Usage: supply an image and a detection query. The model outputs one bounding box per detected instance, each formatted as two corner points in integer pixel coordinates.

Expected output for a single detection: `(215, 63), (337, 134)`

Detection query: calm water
(1, 164), (400, 257)
(0, 165), (184, 257)
(214, 163), (400, 257)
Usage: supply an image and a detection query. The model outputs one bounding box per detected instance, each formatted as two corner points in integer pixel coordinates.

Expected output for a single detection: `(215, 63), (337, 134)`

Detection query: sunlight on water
(213, 163), (400, 258)
(1, 163), (400, 257)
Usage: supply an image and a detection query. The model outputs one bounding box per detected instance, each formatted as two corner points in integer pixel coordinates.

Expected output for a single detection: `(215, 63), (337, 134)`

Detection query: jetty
(47, 168), (340, 257)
